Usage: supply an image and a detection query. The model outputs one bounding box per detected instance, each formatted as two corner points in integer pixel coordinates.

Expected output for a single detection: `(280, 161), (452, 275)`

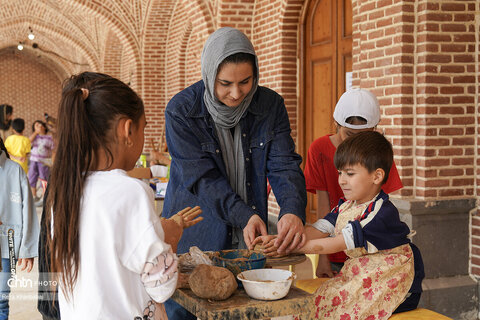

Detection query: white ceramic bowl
(237, 268), (296, 300)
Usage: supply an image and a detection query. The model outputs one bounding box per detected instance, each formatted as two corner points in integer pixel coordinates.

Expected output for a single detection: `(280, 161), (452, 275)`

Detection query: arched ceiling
(0, 0), (159, 79)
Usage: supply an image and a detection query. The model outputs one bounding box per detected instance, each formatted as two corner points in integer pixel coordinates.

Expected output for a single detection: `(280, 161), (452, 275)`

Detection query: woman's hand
(169, 206), (203, 229)
(243, 214), (267, 250)
(275, 214), (306, 255)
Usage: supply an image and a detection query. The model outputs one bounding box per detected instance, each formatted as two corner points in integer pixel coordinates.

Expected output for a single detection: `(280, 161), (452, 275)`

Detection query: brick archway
(165, 0), (215, 100)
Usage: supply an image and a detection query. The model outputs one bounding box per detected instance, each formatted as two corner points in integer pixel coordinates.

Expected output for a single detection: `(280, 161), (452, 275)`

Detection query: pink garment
(30, 134), (54, 162)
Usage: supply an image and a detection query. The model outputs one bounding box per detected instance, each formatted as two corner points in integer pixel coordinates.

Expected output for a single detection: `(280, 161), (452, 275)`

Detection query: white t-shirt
(58, 169), (177, 319)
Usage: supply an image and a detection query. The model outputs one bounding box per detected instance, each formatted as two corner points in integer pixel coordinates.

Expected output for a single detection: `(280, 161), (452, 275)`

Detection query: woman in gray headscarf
(163, 27), (307, 319)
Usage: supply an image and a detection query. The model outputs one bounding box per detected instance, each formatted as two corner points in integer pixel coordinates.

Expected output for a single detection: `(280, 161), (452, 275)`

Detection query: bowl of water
(237, 268), (296, 300)
(211, 249), (266, 277)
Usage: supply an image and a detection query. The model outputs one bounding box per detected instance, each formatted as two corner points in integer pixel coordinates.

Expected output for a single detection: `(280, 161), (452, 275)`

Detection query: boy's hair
(334, 131), (393, 184)
(345, 116), (367, 126)
(12, 118), (25, 133)
(32, 120), (48, 134)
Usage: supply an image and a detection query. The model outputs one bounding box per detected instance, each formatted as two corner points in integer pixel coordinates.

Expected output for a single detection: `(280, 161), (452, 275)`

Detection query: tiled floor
(9, 258), (42, 319)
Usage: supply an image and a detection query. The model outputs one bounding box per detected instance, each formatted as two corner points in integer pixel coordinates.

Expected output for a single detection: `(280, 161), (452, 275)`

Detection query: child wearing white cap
(303, 88), (403, 278)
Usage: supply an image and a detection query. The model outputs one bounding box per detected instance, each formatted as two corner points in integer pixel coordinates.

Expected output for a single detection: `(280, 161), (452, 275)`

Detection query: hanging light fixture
(17, 42), (24, 50)
(28, 27), (35, 40)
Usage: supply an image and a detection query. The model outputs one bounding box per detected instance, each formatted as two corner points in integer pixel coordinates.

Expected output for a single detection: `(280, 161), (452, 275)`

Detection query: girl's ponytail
(46, 87), (92, 297)
(46, 73), (143, 298)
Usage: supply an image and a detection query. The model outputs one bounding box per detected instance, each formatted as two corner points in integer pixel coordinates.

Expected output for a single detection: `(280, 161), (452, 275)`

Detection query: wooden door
(303, 0), (352, 223)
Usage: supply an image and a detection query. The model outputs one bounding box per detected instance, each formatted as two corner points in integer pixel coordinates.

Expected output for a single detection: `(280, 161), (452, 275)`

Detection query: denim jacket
(0, 150), (39, 259)
(163, 81), (306, 253)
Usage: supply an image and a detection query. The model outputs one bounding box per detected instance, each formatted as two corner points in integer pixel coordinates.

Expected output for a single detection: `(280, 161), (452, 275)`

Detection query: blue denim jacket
(163, 81), (306, 253)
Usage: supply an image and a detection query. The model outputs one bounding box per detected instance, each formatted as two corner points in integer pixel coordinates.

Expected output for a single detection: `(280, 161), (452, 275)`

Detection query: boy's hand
(252, 235), (283, 257)
(17, 258), (34, 273)
(169, 206), (203, 229)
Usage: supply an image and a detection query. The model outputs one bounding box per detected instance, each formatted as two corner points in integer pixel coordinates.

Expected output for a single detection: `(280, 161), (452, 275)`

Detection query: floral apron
(312, 200), (415, 320)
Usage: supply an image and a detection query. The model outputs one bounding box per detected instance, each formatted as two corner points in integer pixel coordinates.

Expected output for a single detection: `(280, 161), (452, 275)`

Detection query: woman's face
(214, 62), (254, 108)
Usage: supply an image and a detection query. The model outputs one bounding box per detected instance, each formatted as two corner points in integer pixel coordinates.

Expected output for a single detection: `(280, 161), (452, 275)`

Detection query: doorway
(302, 0), (352, 222)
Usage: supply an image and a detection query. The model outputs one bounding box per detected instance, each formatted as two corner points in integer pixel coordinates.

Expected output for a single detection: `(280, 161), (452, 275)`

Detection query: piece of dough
(189, 264), (237, 300)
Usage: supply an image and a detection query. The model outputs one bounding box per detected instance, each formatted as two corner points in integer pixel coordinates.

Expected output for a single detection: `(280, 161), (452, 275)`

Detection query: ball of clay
(189, 264), (237, 300)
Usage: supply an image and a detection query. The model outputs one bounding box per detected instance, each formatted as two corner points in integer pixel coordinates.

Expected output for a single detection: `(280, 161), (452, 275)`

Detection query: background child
(0, 104), (13, 141)
(28, 120), (54, 200)
(303, 88), (403, 277)
(4, 118), (31, 173)
(0, 137), (39, 319)
(256, 131), (424, 319)
(37, 71), (113, 320)
(46, 73), (202, 319)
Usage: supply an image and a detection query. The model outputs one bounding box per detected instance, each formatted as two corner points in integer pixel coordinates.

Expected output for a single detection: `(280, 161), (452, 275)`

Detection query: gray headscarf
(201, 27), (259, 247)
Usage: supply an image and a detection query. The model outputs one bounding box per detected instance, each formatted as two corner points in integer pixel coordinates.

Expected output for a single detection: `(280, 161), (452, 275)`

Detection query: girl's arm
(160, 206), (203, 252)
(29, 131), (38, 142)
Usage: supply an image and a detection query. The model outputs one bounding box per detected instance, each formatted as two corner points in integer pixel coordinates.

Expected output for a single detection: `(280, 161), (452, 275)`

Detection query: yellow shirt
(4, 134), (31, 173)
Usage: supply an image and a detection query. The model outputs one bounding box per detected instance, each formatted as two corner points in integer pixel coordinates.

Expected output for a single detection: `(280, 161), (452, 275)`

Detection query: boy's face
(338, 163), (384, 204)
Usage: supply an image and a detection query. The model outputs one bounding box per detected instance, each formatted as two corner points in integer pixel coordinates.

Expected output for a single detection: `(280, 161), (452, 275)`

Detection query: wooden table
(172, 286), (314, 320)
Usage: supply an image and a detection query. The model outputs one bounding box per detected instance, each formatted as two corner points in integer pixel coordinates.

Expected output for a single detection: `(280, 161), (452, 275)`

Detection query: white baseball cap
(333, 88), (380, 129)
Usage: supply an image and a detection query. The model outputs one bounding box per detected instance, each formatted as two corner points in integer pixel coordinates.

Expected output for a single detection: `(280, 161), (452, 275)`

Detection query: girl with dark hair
(0, 104), (13, 141)
(28, 120), (54, 199)
(46, 73), (202, 318)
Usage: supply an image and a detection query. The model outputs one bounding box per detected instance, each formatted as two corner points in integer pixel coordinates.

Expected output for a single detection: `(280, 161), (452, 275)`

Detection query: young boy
(303, 88), (403, 277)
(4, 118), (31, 173)
(256, 131), (424, 318)
(0, 137), (39, 319)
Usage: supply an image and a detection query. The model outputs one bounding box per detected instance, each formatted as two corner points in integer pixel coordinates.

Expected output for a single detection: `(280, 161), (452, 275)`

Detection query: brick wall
(142, 0), (176, 153)
(0, 50), (62, 133)
(353, 0), (477, 200)
(103, 31), (122, 80)
(352, 0), (479, 274)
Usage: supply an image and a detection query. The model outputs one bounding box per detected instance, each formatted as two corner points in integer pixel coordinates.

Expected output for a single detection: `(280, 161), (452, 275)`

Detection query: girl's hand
(170, 206), (203, 229)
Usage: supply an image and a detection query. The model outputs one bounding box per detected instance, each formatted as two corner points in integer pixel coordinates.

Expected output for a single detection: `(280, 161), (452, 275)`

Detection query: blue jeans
(165, 299), (196, 320)
(0, 258), (12, 320)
